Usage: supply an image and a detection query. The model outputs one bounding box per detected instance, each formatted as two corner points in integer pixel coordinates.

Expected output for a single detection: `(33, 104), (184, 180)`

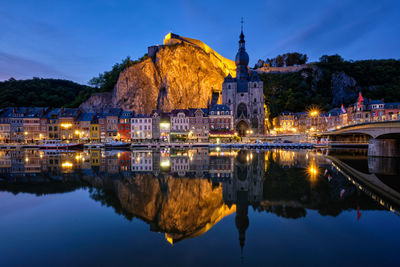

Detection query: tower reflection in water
(0, 148), (398, 250)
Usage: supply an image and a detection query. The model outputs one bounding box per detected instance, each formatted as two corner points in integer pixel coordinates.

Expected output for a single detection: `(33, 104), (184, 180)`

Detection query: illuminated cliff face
(81, 33), (237, 113)
(87, 174), (235, 244)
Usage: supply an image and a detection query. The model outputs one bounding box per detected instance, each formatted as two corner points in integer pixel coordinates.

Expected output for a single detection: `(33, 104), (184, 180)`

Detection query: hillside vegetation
(261, 55), (400, 118)
(0, 78), (93, 108)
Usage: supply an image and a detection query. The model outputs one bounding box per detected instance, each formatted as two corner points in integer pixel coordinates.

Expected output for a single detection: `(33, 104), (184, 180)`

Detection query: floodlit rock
(80, 33), (236, 113)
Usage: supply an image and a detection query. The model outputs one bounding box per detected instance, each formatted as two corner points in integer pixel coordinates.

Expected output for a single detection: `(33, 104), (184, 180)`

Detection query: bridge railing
(326, 117), (400, 132)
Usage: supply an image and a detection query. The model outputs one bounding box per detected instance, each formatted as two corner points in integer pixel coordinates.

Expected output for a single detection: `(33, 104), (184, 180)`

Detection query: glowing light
(75, 130), (80, 135)
(216, 146), (221, 152)
(117, 153), (121, 158)
(75, 155), (81, 160)
(62, 162), (73, 168)
(160, 122), (170, 129)
(61, 123), (72, 128)
(160, 159), (170, 167)
(309, 109), (320, 117)
(24, 131), (28, 135)
(307, 162), (319, 184)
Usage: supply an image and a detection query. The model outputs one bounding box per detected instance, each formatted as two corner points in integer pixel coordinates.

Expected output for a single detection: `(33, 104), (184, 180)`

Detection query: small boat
(104, 140), (131, 149)
(38, 140), (83, 150)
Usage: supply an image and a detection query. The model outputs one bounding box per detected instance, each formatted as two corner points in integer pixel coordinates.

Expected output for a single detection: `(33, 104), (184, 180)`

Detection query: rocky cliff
(80, 33), (236, 113)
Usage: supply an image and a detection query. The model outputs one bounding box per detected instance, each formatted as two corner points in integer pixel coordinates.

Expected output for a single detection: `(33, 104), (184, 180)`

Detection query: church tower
(221, 22), (265, 136)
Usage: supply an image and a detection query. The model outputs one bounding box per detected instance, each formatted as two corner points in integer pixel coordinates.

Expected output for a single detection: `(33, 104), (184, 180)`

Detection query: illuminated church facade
(221, 27), (265, 136)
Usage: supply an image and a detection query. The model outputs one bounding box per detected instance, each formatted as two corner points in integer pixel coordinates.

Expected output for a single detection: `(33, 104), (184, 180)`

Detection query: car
(283, 140), (292, 143)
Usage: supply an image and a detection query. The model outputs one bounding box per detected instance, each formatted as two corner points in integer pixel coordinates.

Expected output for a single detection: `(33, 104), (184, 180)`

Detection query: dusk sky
(1, 0), (399, 84)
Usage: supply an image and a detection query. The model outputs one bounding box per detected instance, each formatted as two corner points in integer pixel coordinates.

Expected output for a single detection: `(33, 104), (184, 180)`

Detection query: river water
(0, 148), (399, 266)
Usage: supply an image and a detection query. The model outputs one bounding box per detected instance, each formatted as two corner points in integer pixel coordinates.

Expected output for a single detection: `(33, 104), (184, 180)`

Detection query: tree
(319, 54), (344, 64)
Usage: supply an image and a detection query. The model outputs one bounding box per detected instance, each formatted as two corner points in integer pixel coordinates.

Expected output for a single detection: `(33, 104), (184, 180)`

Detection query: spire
(240, 17), (244, 36)
(239, 17), (245, 47)
(235, 17), (249, 80)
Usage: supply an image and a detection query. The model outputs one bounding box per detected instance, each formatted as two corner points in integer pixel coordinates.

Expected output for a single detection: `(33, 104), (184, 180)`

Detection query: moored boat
(38, 140), (83, 150)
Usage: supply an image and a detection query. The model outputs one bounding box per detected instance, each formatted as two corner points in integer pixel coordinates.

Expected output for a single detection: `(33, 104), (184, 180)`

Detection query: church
(221, 27), (265, 136)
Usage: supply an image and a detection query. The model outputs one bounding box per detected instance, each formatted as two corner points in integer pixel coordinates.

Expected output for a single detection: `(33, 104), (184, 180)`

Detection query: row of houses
(0, 104), (235, 143)
(275, 94), (400, 134)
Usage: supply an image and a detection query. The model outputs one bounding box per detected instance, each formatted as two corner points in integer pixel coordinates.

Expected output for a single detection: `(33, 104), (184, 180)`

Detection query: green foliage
(316, 58), (400, 103)
(0, 78), (92, 108)
(89, 55), (148, 92)
(264, 52), (308, 67)
(261, 56), (400, 118)
(260, 69), (330, 118)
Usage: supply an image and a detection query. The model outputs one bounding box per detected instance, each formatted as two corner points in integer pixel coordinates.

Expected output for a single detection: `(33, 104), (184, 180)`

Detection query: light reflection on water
(0, 148), (399, 266)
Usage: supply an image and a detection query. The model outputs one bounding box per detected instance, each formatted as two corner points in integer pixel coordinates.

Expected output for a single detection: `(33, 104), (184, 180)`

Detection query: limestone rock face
(331, 71), (357, 107)
(112, 58), (161, 113)
(79, 92), (113, 113)
(80, 35), (236, 113)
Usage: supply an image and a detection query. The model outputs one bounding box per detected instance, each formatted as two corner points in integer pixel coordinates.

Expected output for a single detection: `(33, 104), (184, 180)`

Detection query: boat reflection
(0, 148), (399, 248)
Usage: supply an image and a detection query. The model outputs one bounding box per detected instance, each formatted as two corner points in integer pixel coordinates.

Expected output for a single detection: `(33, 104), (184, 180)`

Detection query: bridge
(327, 155), (400, 214)
(319, 121), (400, 157)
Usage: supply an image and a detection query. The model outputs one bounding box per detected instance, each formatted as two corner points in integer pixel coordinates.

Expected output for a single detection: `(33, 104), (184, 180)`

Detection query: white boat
(38, 140), (83, 150)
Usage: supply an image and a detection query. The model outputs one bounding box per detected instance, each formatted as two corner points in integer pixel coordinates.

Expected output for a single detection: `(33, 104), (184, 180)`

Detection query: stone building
(131, 114), (152, 141)
(221, 28), (265, 136)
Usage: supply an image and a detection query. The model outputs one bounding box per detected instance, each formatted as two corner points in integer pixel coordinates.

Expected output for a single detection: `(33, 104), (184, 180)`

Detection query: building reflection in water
(0, 148), (399, 250)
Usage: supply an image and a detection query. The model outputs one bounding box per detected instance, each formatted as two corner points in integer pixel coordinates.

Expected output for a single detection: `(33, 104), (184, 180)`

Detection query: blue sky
(1, 0), (399, 84)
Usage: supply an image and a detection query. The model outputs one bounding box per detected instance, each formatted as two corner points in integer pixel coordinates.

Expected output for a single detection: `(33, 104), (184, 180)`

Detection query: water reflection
(0, 148), (399, 249)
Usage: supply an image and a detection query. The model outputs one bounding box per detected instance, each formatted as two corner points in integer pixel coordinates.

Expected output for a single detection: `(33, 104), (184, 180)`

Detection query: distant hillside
(0, 78), (93, 108)
(261, 56), (400, 117)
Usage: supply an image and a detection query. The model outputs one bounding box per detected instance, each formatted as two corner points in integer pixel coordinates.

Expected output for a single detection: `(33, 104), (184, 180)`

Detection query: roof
(367, 99), (384, 105)
(384, 102), (400, 109)
(77, 112), (94, 122)
(133, 114), (151, 118)
(0, 108), (13, 118)
(120, 111), (134, 118)
(60, 108), (79, 118)
(279, 111), (294, 116)
(105, 108), (123, 117)
(170, 109), (193, 117)
(209, 104), (231, 112)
